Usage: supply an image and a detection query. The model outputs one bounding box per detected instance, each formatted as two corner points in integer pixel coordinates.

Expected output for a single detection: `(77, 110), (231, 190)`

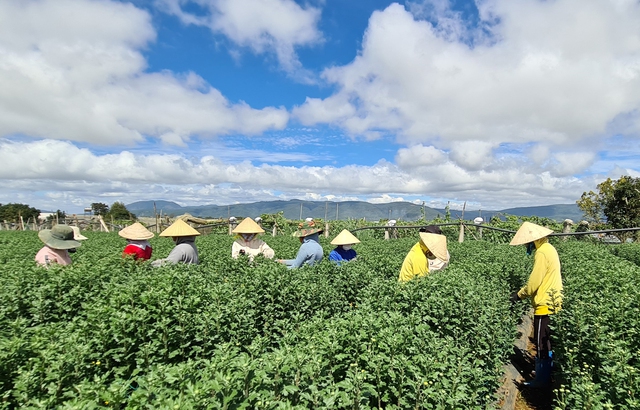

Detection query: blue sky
(1, 0), (640, 214)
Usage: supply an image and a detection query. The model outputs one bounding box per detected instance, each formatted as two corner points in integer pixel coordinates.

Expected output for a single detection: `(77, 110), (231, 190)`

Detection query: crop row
(553, 242), (640, 409)
(0, 231), (528, 409)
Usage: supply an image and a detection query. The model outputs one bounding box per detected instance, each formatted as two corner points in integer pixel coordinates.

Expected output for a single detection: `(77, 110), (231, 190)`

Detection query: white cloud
(157, 0), (323, 80)
(293, 0), (640, 150)
(395, 144), (447, 169)
(0, 0), (288, 146)
(448, 140), (496, 171)
(548, 151), (597, 177)
(0, 139), (600, 212)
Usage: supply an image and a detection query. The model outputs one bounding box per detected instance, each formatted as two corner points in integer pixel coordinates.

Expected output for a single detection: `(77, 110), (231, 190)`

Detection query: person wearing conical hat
(398, 232), (448, 282)
(509, 221), (563, 388)
(420, 225), (450, 271)
(35, 225), (82, 267)
(277, 219), (324, 269)
(231, 217), (275, 261)
(151, 219), (200, 267)
(119, 222), (154, 261)
(329, 229), (360, 265)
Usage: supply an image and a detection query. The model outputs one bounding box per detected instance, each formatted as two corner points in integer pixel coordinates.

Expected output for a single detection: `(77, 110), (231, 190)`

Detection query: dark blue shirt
(329, 246), (357, 265)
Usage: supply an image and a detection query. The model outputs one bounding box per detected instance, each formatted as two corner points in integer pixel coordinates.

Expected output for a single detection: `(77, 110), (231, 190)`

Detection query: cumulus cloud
(157, 0), (323, 80)
(0, 139), (600, 212)
(0, 0), (288, 146)
(547, 151), (597, 177)
(448, 140), (496, 171)
(395, 144), (447, 169)
(293, 0), (640, 150)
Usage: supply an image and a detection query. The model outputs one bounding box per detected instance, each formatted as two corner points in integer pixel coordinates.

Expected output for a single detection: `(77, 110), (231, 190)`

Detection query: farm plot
(4, 231), (636, 408)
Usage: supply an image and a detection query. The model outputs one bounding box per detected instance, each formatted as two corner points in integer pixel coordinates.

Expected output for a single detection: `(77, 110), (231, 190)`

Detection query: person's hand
(509, 291), (520, 304)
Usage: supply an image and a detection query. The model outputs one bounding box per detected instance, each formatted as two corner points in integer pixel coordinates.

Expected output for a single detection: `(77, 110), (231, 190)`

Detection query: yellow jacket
(398, 242), (429, 282)
(517, 238), (563, 315)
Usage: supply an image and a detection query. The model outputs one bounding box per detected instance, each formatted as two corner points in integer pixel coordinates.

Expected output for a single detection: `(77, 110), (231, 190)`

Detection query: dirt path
(498, 312), (557, 410)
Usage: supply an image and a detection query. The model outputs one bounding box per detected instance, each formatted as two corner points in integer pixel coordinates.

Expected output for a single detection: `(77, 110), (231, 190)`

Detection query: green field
(0, 231), (638, 409)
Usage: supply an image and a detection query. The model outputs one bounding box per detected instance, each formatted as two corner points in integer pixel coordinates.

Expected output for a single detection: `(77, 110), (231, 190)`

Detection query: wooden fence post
(458, 222), (465, 243)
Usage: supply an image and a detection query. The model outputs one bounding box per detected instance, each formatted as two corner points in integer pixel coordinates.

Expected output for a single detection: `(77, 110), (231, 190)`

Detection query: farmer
(329, 229), (360, 265)
(35, 224), (82, 267)
(398, 232), (448, 282)
(509, 221), (563, 388)
(151, 219), (200, 266)
(277, 219), (323, 269)
(231, 217), (275, 261)
(419, 225), (450, 271)
(119, 222), (154, 261)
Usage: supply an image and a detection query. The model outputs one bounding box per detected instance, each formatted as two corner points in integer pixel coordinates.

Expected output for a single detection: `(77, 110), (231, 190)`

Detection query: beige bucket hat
(232, 217), (265, 234)
(331, 229), (361, 245)
(510, 221), (554, 246)
(119, 222), (154, 240)
(38, 225), (82, 250)
(418, 232), (448, 261)
(71, 226), (88, 241)
(159, 219), (201, 237)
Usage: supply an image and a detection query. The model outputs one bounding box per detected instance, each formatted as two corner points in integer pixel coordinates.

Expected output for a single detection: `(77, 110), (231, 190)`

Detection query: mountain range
(126, 200), (585, 223)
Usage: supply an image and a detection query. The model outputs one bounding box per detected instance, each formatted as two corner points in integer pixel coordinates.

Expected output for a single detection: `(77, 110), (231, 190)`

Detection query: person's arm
(281, 243), (309, 268)
(165, 245), (185, 264)
(260, 242), (275, 259)
(329, 250), (342, 262)
(231, 241), (241, 259)
(518, 251), (547, 299)
(398, 253), (414, 282)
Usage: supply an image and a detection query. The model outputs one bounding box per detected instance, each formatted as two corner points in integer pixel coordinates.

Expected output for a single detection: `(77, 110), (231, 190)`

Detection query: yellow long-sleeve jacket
(517, 238), (563, 315)
(398, 242), (429, 282)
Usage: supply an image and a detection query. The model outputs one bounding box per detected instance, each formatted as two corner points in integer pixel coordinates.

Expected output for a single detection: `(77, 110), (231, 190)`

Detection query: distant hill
(127, 200), (584, 222)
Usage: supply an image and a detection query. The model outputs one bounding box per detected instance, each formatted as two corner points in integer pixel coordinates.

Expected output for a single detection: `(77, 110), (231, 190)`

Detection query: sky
(2, 0), (640, 214)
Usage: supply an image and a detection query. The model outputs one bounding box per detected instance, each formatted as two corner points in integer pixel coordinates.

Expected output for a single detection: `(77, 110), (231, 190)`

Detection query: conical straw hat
(418, 232), (448, 261)
(159, 219), (201, 237)
(509, 221), (554, 246)
(331, 229), (361, 245)
(119, 222), (154, 240)
(232, 217), (265, 234)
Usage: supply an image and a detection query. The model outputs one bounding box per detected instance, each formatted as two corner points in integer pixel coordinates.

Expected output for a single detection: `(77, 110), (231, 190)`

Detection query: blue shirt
(282, 233), (324, 269)
(329, 246), (357, 265)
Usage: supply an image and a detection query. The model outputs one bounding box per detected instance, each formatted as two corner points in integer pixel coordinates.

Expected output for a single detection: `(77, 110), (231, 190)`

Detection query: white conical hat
(418, 232), (448, 261)
(119, 222), (154, 240)
(509, 221), (554, 246)
(159, 219), (201, 237)
(232, 217), (265, 234)
(331, 229), (360, 245)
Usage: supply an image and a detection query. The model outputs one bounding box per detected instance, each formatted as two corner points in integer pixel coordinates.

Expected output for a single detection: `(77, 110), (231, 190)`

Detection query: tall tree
(108, 201), (135, 220)
(577, 176), (640, 228)
(0, 203), (40, 223)
(91, 202), (109, 216)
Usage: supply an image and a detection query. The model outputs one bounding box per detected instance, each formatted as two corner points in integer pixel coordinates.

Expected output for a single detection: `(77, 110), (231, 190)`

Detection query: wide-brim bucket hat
(159, 219), (201, 237)
(38, 225), (82, 250)
(293, 220), (323, 237)
(71, 226), (88, 241)
(510, 221), (554, 246)
(232, 217), (265, 234)
(119, 222), (155, 240)
(418, 232), (448, 261)
(331, 229), (361, 245)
